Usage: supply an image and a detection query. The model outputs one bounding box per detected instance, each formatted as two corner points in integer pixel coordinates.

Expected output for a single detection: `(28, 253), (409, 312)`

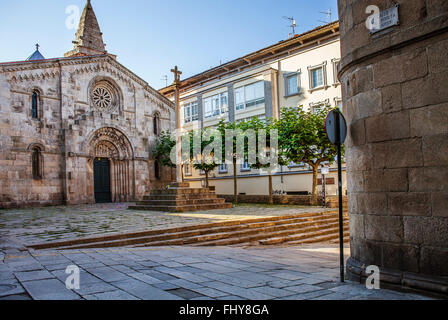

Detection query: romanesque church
(0, 1), (174, 208)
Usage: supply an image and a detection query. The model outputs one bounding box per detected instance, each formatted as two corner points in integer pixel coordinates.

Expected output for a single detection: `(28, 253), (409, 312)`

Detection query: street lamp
(321, 165), (329, 208)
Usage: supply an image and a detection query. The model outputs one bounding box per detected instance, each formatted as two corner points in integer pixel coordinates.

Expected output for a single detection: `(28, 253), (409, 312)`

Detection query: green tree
(239, 117), (287, 204)
(273, 105), (342, 204)
(188, 128), (220, 188)
(152, 131), (176, 182)
(217, 120), (243, 203)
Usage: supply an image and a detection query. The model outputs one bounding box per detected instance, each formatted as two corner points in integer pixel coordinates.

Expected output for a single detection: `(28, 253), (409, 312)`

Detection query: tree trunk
(205, 170), (209, 188)
(233, 157), (238, 203)
(311, 164), (319, 205)
(268, 173), (273, 205)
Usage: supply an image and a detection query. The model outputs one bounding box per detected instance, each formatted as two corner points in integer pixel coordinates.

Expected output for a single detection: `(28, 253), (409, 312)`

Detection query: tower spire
(64, 0), (108, 57)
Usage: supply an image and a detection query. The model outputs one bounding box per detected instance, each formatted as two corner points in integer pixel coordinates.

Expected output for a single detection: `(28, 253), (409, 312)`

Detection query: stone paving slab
(0, 203), (334, 246)
(21, 279), (81, 300)
(0, 244), (437, 301)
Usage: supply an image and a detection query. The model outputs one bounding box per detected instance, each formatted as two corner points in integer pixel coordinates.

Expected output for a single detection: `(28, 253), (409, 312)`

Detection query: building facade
(0, 1), (174, 208)
(160, 22), (346, 197)
(338, 0), (448, 293)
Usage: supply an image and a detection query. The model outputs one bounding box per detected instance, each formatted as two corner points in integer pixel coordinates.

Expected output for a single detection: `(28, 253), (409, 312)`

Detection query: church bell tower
(64, 0), (110, 57)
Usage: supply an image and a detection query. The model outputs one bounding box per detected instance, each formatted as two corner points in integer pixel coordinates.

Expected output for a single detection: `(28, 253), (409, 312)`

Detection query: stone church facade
(0, 1), (174, 208)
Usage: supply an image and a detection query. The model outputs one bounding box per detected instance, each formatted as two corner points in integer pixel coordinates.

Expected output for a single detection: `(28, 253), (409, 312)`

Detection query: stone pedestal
(338, 0), (448, 294)
(129, 182), (232, 212)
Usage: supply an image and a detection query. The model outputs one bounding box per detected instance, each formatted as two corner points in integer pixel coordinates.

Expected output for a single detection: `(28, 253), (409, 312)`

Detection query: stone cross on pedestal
(171, 66), (183, 183)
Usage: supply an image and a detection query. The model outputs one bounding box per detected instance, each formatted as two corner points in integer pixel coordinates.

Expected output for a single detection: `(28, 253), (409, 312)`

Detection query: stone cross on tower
(171, 66), (183, 183)
(171, 66), (182, 85)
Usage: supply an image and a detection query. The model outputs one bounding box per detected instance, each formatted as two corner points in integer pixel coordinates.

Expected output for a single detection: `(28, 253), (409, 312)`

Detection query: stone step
(137, 220), (348, 247)
(143, 193), (219, 201)
(285, 231), (350, 245)
(150, 188), (215, 195)
(28, 211), (343, 250)
(129, 202), (233, 212)
(259, 225), (349, 245)
(135, 198), (226, 206)
(57, 216), (342, 250)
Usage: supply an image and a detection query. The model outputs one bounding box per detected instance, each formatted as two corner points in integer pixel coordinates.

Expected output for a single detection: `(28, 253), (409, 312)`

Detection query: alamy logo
(365, 5), (380, 31)
(65, 265), (80, 290)
(65, 5), (80, 30)
(366, 265), (380, 290)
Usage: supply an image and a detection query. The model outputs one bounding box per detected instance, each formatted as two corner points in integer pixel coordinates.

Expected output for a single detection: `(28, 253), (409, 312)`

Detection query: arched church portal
(88, 127), (135, 203)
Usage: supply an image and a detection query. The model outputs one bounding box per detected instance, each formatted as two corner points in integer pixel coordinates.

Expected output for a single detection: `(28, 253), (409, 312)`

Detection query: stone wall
(0, 55), (174, 208)
(338, 0), (448, 293)
(219, 194), (348, 208)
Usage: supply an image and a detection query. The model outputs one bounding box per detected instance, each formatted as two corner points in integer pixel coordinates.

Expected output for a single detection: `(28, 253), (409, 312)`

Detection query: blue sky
(0, 0), (338, 89)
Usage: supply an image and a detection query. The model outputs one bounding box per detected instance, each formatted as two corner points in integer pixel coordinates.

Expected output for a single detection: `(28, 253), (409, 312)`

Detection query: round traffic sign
(325, 110), (347, 145)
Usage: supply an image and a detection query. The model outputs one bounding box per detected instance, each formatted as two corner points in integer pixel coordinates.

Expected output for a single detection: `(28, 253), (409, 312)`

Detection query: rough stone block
(432, 192), (448, 217)
(349, 213), (365, 239)
(357, 192), (387, 215)
(388, 192), (431, 217)
(410, 103), (448, 137)
(422, 134), (448, 166)
(409, 167), (448, 192)
(364, 169), (408, 192)
(371, 138), (423, 169)
(402, 73), (448, 109)
(365, 111), (410, 143)
(365, 215), (403, 243)
(420, 246), (448, 276)
(374, 48), (428, 88)
(382, 83), (402, 113)
(404, 217), (448, 247)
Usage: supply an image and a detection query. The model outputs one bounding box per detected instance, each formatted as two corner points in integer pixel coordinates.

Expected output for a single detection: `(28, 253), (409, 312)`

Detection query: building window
(236, 114), (266, 124)
(218, 163), (228, 173)
(235, 81), (265, 111)
(332, 58), (341, 86)
(334, 98), (343, 111)
(183, 101), (199, 124)
(204, 92), (228, 119)
(32, 147), (42, 180)
(154, 161), (161, 179)
(284, 71), (301, 97)
(310, 99), (330, 114)
(308, 62), (328, 92)
(153, 113), (160, 135)
(31, 90), (39, 119)
(184, 164), (192, 176)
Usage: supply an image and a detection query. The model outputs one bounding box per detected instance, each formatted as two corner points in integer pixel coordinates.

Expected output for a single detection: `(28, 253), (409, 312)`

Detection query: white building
(160, 21), (346, 197)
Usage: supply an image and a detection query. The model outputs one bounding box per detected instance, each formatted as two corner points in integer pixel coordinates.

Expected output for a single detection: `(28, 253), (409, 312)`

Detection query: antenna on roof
(161, 75), (168, 87)
(318, 9), (332, 24)
(282, 16), (297, 38)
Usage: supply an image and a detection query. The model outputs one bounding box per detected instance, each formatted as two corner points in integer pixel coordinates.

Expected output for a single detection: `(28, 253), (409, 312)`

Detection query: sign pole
(335, 110), (345, 283)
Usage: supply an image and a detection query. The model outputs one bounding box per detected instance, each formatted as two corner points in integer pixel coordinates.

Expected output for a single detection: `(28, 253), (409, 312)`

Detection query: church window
(32, 90), (39, 119)
(32, 147), (42, 180)
(154, 113), (161, 136)
(154, 161), (161, 180)
(92, 86), (112, 110)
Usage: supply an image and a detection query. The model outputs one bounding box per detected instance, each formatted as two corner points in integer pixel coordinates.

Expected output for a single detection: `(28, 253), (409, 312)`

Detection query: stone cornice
(0, 55), (174, 110)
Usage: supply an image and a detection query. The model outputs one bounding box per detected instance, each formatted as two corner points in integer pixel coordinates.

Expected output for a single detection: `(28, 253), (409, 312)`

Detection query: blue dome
(26, 45), (45, 61)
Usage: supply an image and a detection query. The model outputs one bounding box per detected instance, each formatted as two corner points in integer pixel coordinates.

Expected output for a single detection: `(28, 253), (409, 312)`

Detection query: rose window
(92, 87), (112, 110)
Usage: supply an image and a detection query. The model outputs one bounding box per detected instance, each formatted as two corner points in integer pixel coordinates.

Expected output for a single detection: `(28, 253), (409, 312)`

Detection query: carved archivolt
(89, 127), (133, 160)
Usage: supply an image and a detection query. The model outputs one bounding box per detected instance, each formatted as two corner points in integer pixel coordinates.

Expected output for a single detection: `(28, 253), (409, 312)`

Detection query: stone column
(338, 0), (448, 294)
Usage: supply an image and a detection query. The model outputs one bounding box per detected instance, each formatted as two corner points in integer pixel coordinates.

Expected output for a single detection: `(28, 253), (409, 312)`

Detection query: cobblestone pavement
(0, 203), (335, 246)
(0, 244), (434, 300)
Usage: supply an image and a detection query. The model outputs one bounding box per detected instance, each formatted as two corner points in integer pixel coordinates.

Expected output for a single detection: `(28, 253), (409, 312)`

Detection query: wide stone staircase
(128, 182), (232, 212)
(28, 211), (349, 251)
